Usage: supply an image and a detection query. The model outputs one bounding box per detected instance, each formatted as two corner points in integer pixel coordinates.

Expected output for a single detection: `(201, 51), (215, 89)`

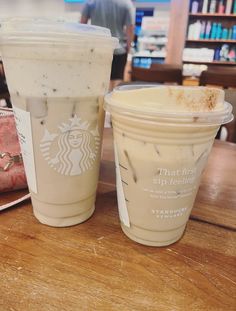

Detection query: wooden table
(0, 129), (236, 311)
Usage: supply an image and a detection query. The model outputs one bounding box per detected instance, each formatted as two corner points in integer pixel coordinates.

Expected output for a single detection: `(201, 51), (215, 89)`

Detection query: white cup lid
(0, 17), (118, 47)
(105, 85), (234, 126)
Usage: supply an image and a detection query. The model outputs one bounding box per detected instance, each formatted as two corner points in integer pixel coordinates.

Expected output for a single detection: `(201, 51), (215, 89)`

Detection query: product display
(190, 0), (235, 14)
(183, 47), (215, 62)
(186, 1), (236, 65)
(187, 21), (236, 40)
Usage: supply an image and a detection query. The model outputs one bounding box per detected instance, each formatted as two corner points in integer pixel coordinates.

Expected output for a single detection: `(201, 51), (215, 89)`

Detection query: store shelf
(186, 39), (236, 43)
(138, 37), (167, 46)
(185, 4), (236, 70)
(183, 60), (236, 65)
(134, 52), (166, 58)
(189, 13), (236, 18)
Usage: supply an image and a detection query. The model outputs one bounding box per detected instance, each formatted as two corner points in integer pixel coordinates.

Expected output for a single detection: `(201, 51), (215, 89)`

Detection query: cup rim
(104, 85), (234, 126)
(0, 17), (118, 47)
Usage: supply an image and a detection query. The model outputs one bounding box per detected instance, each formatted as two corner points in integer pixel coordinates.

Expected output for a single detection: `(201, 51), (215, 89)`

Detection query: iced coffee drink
(105, 85), (233, 246)
(0, 18), (117, 226)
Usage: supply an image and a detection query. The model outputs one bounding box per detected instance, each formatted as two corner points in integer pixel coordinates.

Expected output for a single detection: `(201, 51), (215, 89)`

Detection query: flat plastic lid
(0, 17), (118, 46)
(105, 84), (234, 126)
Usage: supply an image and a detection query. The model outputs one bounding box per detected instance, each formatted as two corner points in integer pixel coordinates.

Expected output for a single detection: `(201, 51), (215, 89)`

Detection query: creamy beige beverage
(0, 18), (117, 226)
(105, 85), (233, 246)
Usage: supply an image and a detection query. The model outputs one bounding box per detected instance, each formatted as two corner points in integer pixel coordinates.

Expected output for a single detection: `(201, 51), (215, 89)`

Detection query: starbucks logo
(40, 115), (100, 176)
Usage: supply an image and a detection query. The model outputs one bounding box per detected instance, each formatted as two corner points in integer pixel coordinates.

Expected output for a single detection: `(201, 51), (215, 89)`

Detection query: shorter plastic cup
(105, 85), (233, 246)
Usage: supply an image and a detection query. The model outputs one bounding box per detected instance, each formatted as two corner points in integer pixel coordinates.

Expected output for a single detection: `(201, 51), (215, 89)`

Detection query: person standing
(81, 0), (135, 90)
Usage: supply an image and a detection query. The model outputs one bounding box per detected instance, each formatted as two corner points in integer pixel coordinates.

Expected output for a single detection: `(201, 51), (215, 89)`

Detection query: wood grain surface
(0, 129), (235, 311)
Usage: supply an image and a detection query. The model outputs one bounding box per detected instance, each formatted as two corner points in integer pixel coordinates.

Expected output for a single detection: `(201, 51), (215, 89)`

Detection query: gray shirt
(82, 0), (135, 54)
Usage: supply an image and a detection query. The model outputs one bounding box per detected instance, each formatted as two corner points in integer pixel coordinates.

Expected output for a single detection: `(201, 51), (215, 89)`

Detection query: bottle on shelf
(228, 47), (236, 61)
(225, 0), (233, 14)
(205, 21), (212, 39)
(233, 25), (236, 39)
(209, 0), (217, 13)
(214, 47), (221, 60)
(188, 20), (203, 39)
(188, 23), (195, 39)
(220, 44), (230, 61)
(234, 0), (236, 14)
(210, 22), (217, 39)
(194, 20), (202, 39)
(200, 21), (206, 38)
(216, 23), (223, 39)
(228, 28), (233, 39)
(218, 0), (225, 13)
(221, 27), (229, 39)
(191, 1), (199, 13)
(202, 0), (209, 13)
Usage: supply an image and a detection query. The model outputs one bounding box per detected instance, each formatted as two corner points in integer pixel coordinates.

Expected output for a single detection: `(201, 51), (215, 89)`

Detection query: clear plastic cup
(105, 85), (233, 246)
(0, 18), (117, 227)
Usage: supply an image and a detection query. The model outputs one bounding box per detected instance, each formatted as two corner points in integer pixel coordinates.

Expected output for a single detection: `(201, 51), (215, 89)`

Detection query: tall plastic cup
(105, 85), (233, 246)
(0, 18), (117, 227)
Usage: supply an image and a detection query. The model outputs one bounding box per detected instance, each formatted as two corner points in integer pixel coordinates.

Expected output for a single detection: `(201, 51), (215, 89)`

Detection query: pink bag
(0, 107), (28, 192)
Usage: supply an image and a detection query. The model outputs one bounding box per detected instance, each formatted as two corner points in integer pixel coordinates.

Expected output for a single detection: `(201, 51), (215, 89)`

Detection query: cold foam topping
(111, 86), (225, 112)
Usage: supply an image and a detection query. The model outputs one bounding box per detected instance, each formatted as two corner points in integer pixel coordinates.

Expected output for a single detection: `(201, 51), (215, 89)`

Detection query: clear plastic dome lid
(0, 17), (118, 47)
(105, 85), (234, 127)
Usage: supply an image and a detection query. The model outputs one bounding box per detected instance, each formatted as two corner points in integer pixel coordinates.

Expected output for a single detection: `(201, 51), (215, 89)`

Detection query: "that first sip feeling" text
(153, 167), (197, 186)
